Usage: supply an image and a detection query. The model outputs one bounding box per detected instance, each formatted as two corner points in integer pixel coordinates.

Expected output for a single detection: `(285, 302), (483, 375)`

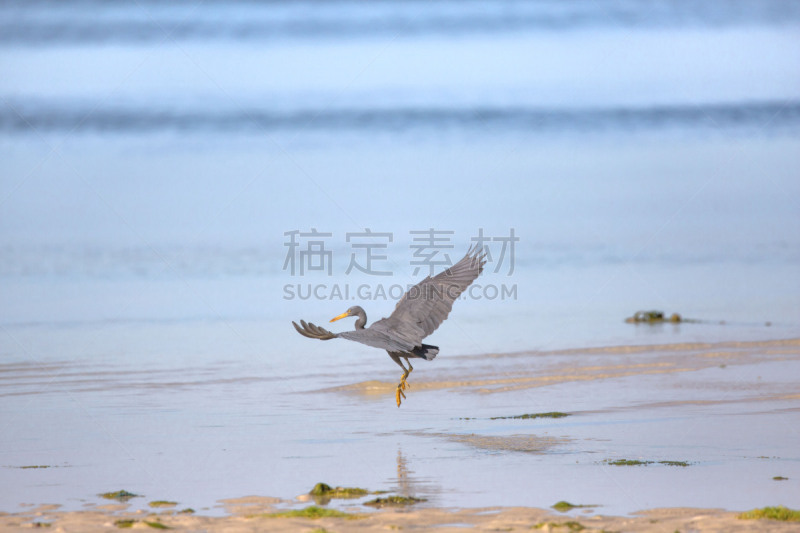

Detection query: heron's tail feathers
(413, 344), (439, 361)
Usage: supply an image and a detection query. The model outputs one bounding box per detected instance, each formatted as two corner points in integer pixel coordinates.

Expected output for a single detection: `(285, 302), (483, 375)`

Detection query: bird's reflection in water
(387, 448), (441, 503)
(396, 449), (411, 496)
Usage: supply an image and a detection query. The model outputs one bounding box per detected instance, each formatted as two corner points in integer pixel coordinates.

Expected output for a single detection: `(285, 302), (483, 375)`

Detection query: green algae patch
(552, 501), (597, 512)
(625, 310), (690, 323)
(310, 482), (333, 496)
(115, 520), (170, 530)
(604, 459), (690, 467)
(604, 459), (653, 466)
(178, 508), (195, 514)
(255, 506), (362, 520)
(773, 476), (789, 481)
(738, 506), (800, 522)
(143, 521), (171, 529)
(148, 500), (178, 508)
(310, 482), (369, 498)
(491, 412), (571, 420)
(363, 496), (426, 507)
(658, 461), (690, 467)
(100, 490), (140, 502)
(19, 465), (52, 469)
(533, 521), (585, 531)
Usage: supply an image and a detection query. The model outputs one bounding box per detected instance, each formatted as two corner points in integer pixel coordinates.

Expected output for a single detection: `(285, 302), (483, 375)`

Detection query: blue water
(3, 0), (800, 45)
(1, 0), (799, 516)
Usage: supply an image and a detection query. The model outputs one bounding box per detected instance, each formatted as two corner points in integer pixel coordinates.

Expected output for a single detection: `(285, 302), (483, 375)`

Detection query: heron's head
(330, 306), (363, 322)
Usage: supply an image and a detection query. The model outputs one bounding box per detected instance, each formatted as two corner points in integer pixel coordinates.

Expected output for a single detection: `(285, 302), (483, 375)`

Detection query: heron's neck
(354, 311), (367, 330)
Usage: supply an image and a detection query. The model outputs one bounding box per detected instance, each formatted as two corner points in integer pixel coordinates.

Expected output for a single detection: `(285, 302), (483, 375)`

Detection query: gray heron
(293, 247), (486, 407)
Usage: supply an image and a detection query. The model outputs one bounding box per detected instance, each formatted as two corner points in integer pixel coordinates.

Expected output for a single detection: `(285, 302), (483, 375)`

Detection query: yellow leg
(395, 384), (406, 407)
(399, 370), (410, 391)
(392, 356), (414, 407)
(399, 360), (414, 390)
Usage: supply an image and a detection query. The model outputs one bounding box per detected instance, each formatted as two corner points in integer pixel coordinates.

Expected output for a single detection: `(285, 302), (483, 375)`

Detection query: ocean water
(1, 0), (799, 516)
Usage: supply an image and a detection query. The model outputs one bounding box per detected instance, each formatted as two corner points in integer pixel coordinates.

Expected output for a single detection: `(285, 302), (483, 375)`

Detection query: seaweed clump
(738, 506), (800, 522)
(114, 519), (171, 529)
(658, 460), (690, 467)
(625, 310), (685, 323)
(604, 459), (653, 466)
(100, 490), (140, 502)
(552, 501), (596, 512)
(363, 496), (426, 507)
(257, 506), (361, 519)
(533, 521), (585, 531)
(604, 459), (690, 467)
(148, 500), (178, 508)
(310, 482), (369, 498)
(490, 412), (571, 420)
(143, 521), (170, 530)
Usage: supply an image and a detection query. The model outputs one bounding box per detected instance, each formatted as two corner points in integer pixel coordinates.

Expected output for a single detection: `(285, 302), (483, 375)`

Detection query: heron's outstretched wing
(292, 319), (413, 352)
(372, 246), (486, 347)
(292, 320), (338, 340)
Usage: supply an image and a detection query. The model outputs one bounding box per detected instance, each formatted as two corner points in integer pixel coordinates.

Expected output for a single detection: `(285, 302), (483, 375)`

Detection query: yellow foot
(395, 384), (406, 407)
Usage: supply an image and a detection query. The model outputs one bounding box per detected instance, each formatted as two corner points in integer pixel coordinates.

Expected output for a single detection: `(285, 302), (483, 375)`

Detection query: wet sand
(2, 500), (799, 532)
(331, 338), (800, 399)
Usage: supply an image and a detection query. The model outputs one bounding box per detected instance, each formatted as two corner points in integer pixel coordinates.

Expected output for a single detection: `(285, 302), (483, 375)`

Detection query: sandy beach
(2, 501), (800, 532)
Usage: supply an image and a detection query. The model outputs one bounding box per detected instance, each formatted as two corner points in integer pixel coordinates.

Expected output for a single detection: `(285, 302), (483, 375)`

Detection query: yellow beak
(329, 311), (350, 323)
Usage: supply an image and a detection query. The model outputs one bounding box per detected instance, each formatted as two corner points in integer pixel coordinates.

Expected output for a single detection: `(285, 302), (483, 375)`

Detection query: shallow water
(1, 333), (798, 515)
